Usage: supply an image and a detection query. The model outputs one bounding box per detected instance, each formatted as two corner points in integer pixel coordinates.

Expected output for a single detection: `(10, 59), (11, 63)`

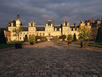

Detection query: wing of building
(4, 15), (91, 42)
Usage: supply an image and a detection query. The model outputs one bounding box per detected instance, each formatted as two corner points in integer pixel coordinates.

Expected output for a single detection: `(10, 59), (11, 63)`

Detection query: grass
(88, 41), (102, 48)
(73, 41), (102, 48)
(0, 44), (14, 49)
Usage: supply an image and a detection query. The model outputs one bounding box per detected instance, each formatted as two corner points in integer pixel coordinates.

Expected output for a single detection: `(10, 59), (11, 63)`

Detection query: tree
(67, 34), (73, 45)
(96, 27), (102, 42)
(73, 33), (77, 41)
(0, 30), (7, 44)
(29, 35), (35, 45)
(24, 35), (28, 42)
(59, 35), (66, 41)
(78, 26), (91, 48)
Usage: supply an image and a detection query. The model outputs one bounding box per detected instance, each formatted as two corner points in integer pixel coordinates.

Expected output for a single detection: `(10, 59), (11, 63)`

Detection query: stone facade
(4, 15), (91, 42)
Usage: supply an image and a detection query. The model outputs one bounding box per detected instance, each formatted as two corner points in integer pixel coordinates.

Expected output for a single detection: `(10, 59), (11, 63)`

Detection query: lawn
(0, 44), (14, 49)
(73, 41), (102, 48)
(88, 41), (102, 48)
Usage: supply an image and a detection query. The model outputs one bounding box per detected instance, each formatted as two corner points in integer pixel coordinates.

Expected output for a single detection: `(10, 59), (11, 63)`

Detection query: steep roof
(54, 26), (61, 31)
(36, 26), (45, 31)
(22, 26), (28, 31)
(8, 20), (16, 27)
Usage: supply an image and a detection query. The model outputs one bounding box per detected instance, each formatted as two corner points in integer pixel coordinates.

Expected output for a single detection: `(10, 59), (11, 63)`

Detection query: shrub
(59, 35), (66, 41)
(80, 41), (88, 48)
(0, 30), (7, 44)
(24, 35), (28, 42)
(35, 36), (47, 42)
(96, 27), (102, 42)
(29, 35), (35, 45)
(78, 26), (91, 48)
(40, 36), (47, 42)
(51, 36), (59, 41)
(67, 35), (73, 45)
(73, 33), (77, 41)
(15, 42), (22, 49)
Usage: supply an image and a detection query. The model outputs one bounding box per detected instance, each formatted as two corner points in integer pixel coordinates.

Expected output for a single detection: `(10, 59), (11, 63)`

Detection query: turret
(28, 21), (36, 27)
(61, 20), (71, 35)
(28, 21), (36, 35)
(46, 20), (54, 27)
(97, 18), (101, 25)
(45, 20), (54, 35)
(61, 19), (70, 27)
(16, 15), (21, 28)
(87, 22), (90, 26)
(80, 21), (85, 28)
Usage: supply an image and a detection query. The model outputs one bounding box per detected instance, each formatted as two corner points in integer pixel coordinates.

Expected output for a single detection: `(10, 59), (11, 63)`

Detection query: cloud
(0, 0), (102, 26)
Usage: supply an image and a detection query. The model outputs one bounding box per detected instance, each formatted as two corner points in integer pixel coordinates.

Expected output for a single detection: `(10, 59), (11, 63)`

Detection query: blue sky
(0, 0), (102, 26)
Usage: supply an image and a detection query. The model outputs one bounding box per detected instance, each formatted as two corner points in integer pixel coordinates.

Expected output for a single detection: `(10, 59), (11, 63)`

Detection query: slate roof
(22, 27), (28, 31)
(70, 25), (80, 28)
(8, 20), (16, 27)
(36, 26), (45, 31)
(54, 26), (61, 31)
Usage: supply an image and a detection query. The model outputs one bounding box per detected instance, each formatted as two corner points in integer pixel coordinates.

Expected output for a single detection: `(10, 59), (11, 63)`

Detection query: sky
(0, 0), (102, 26)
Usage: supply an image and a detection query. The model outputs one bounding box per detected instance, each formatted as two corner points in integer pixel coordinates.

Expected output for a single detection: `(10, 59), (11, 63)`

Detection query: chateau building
(4, 15), (91, 42)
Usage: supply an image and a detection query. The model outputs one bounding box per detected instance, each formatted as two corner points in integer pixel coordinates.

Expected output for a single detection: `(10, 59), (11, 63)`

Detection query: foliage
(24, 35), (28, 42)
(91, 26), (98, 41)
(15, 43), (22, 49)
(29, 35), (35, 43)
(67, 34), (73, 45)
(80, 41), (88, 48)
(0, 30), (7, 44)
(51, 36), (59, 41)
(35, 36), (47, 42)
(73, 33), (77, 41)
(59, 35), (66, 41)
(78, 26), (91, 41)
(41, 37), (47, 41)
(96, 27), (102, 42)
(78, 26), (91, 48)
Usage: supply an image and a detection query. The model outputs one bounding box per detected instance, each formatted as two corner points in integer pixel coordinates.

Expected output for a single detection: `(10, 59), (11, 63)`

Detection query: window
(43, 33), (45, 36)
(72, 28), (73, 31)
(40, 33), (41, 36)
(37, 33), (38, 36)
(20, 37), (21, 40)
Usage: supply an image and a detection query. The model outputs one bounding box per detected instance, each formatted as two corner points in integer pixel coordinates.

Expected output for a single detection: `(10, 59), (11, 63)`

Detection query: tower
(80, 21), (85, 28)
(16, 15), (21, 28)
(28, 21), (36, 35)
(61, 20), (71, 35)
(45, 20), (54, 27)
(45, 20), (54, 36)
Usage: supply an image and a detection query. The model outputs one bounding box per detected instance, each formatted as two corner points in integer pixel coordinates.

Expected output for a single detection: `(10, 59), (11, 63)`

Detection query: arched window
(49, 33), (50, 36)
(40, 33), (41, 36)
(20, 37), (21, 40)
(43, 33), (45, 36)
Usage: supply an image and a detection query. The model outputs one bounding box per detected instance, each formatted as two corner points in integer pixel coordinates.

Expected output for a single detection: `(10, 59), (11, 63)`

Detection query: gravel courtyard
(0, 41), (102, 77)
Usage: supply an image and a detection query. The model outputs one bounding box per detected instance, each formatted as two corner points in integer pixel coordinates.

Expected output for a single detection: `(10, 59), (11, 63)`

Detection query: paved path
(0, 41), (102, 77)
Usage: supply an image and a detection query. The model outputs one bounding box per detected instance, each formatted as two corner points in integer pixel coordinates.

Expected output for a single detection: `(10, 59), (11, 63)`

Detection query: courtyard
(0, 41), (102, 77)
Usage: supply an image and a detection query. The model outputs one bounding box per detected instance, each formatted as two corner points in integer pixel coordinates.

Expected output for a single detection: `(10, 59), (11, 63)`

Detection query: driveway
(0, 41), (102, 77)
